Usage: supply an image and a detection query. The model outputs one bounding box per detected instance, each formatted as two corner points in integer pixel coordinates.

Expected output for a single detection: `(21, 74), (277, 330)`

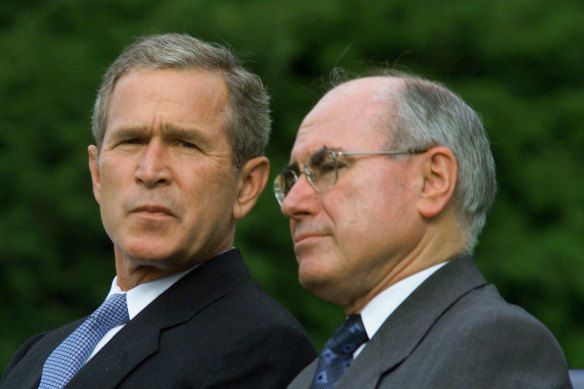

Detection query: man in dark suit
(1, 33), (316, 388)
(274, 71), (572, 388)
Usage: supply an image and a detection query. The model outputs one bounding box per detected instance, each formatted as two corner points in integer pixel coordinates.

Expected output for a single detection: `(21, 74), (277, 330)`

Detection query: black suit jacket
(288, 255), (572, 389)
(2, 249), (316, 388)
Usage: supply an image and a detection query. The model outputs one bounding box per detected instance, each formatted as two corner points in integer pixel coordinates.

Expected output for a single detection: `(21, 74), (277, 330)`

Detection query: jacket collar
(67, 249), (251, 387)
(313, 254), (487, 388)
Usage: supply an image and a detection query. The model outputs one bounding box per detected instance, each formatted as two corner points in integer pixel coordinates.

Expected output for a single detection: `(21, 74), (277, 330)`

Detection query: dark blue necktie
(310, 314), (369, 389)
(38, 293), (129, 389)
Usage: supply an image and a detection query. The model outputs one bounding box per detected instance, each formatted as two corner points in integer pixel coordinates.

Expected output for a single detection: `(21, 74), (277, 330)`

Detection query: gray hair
(380, 73), (497, 251)
(92, 33), (271, 168)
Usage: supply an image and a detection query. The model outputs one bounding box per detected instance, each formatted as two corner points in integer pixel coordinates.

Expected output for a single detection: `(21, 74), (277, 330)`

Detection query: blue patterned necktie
(310, 314), (369, 389)
(38, 293), (129, 389)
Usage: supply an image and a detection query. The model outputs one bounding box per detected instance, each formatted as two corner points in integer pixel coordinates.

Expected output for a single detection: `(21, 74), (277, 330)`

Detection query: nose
(135, 140), (171, 187)
(280, 174), (319, 219)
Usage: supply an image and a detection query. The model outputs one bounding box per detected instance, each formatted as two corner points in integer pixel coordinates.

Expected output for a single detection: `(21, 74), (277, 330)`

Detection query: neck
(344, 224), (467, 315)
(113, 247), (221, 291)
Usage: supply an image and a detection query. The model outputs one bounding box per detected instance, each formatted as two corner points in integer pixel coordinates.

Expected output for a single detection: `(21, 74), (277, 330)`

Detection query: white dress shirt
(86, 266), (196, 361)
(355, 262), (447, 358)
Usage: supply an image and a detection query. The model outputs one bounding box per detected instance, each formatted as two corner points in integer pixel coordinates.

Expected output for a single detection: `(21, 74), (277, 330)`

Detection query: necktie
(38, 293), (129, 389)
(310, 314), (369, 389)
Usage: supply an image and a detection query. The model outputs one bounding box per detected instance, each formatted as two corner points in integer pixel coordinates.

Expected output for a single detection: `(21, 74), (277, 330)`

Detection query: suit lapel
(66, 249), (251, 388)
(336, 255), (487, 388)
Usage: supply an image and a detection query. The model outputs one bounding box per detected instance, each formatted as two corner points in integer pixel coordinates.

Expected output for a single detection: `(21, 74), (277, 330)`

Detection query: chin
(301, 279), (344, 306)
(299, 267), (337, 301)
(121, 241), (180, 264)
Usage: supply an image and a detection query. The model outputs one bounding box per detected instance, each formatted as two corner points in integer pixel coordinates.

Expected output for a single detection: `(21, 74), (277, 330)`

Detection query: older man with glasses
(276, 71), (572, 389)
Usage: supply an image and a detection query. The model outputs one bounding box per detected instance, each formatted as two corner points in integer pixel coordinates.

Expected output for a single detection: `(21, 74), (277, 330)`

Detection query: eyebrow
(284, 146), (330, 172)
(109, 123), (212, 148)
(283, 161), (300, 173)
(107, 126), (147, 143)
(161, 123), (211, 147)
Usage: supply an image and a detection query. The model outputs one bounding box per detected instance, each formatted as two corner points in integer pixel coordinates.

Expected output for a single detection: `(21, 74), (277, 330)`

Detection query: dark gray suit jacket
(1, 249), (316, 388)
(288, 255), (572, 389)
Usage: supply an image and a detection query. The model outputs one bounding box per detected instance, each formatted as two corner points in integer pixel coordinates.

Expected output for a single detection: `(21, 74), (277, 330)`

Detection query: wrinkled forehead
(290, 77), (401, 164)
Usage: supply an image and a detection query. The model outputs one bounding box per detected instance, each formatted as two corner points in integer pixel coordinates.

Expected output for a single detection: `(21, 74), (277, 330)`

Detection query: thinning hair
(331, 69), (497, 251)
(92, 33), (271, 169)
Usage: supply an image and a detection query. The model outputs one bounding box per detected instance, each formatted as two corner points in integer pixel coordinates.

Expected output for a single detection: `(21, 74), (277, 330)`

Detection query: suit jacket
(1, 249), (316, 388)
(288, 255), (572, 389)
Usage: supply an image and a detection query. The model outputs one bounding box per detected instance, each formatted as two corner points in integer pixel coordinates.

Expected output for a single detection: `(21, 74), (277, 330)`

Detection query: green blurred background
(1, 0), (583, 371)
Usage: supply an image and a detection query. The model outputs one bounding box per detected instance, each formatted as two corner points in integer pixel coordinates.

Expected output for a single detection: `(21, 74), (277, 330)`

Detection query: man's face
(89, 68), (239, 278)
(280, 78), (426, 312)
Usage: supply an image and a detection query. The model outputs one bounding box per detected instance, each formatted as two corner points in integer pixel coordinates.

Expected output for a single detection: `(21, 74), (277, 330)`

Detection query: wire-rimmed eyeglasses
(273, 147), (427, 205)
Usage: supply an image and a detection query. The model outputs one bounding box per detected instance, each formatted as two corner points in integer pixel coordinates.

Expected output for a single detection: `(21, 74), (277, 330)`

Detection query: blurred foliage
(1, 0), (583, 371)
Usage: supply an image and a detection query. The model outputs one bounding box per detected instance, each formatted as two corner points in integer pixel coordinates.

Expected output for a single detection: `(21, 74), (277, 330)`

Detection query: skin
(88, 68), (269, 291)
(280, 77), (463, 314)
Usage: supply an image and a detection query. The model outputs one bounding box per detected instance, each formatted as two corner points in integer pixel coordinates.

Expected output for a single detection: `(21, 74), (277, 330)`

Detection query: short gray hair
(328, 69), (496, 251)
(92, 33), (271, 168)
(380, 73), (496, 251)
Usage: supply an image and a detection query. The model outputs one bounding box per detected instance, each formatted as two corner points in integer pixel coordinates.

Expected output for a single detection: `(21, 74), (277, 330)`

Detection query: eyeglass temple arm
(336, 148), (427, 157)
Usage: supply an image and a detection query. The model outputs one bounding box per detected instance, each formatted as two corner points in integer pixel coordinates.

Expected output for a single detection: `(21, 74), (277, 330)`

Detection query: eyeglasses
(274, 147), (427, 205)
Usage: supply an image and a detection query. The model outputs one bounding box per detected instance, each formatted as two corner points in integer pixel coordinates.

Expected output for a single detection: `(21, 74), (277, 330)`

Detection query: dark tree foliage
(1, 0), (583, 369)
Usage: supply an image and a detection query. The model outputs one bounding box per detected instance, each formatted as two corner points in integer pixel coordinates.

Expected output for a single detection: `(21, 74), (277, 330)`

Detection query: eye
(281, 169), (299, 190)
(116, 137), (145, 148)
(121, 138), (142, 145)
(319, 161), (337, 173)
(309, 150), (337, 176)
(332, 158), (349, 170)
(172, 138), (200, 151)
(179, 140), (197, 149)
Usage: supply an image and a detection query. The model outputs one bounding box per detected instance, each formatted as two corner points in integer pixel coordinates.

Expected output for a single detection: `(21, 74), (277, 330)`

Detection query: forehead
(291, 77), (400, 162)
(107, 68), (228, 134)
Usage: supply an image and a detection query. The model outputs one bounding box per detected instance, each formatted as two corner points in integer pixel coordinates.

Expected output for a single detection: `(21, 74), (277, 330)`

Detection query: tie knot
(91, 293), (129, 328)
(325, 314), (368, 355)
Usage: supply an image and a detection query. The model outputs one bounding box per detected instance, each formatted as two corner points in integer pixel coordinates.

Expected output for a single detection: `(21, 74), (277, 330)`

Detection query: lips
(293, 232), (327, 244)
(132, 204), (174, 217)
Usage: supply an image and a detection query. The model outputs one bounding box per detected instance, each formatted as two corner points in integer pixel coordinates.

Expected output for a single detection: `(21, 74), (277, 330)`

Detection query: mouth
(132, 205), (174, 217)
(293, 233), (326, 244)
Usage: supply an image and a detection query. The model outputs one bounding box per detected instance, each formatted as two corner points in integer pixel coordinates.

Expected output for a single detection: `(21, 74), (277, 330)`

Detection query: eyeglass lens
(306, 149), (338, 192)
(275, 148), (339, 201)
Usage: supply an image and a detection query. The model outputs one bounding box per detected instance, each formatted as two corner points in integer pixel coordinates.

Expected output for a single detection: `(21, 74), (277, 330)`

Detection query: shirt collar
(107, 266), (196, 320)
(360, 261), (448, 340)
(106, 248), (236, 319)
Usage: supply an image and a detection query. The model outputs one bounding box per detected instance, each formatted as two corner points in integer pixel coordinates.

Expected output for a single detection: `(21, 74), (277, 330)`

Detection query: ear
(233, 156), (270, 220)
(88, 145), (102, 205)
(416, 146), (457, 219)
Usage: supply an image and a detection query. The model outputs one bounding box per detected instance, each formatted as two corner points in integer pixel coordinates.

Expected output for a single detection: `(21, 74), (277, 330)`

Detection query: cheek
(326, 178), (391, 227)
(321, 190), (371, 260)
(329, 175), (412, 243)
(180, 168), (238, 217)
(97, 164), (122, 207)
